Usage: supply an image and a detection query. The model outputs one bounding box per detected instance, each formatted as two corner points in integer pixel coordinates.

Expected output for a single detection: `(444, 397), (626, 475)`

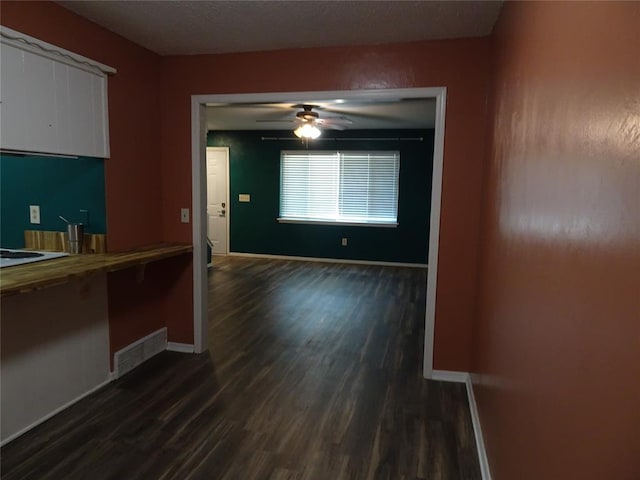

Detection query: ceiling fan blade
(323, 124), (348, 131)
(320, 108), (392, 122)
(316, 116), (353, 126)
(255, 119), (296, 123)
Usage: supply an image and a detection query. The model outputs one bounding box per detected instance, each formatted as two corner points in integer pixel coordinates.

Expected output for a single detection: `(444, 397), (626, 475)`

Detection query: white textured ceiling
(56, 0), (501, 131)
(57, 0), (503, 56)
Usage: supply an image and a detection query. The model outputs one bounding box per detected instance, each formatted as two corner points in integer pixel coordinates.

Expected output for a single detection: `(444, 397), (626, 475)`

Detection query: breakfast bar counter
(0, 243), (193, 297)
(1, 242), (193, 444)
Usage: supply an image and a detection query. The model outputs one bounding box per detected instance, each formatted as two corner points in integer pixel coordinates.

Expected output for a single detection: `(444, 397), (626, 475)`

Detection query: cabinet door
(22, 50), (57, 153)
(66, 66), (108, 158)
(54, 61), (72, 155)
(0, 43), (26, 150)
(67, 66), (95, 157)
(0, 44), (58, 153)
(91, 74), (108, 158)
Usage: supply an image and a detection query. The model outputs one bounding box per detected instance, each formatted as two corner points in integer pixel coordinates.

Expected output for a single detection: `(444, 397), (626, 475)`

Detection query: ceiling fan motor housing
(296, 107), (319, 122)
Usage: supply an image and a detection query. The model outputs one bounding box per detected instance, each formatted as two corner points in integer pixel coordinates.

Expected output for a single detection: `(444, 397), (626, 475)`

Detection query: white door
(206, 147), (229, 255)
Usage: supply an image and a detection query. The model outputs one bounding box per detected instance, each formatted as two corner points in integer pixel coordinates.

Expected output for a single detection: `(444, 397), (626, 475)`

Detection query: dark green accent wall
(208, 130), (433, 264)
(0, 154), (107, 249)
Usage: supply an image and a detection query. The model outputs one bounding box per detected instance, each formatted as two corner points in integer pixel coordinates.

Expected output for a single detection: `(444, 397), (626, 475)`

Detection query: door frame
(205, 146), (230, 257)
(191, 87), (446, 378)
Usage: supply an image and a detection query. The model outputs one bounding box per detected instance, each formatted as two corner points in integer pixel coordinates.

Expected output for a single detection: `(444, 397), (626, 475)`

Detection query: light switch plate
(239, 194), (251, 203)
(29, 205), (41, 224)
(180, 208), (190, 223)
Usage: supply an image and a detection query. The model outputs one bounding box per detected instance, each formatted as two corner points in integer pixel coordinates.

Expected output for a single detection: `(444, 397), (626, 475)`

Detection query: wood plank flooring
(1, 256), (480, 479)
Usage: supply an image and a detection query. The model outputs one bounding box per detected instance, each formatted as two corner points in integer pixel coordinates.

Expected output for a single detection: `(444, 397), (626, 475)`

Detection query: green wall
(0, 154), (107, 249)
(208, 130), (433, 264)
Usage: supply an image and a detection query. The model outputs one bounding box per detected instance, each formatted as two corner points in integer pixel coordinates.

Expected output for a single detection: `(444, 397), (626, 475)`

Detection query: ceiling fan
(256, 104), (353, 138)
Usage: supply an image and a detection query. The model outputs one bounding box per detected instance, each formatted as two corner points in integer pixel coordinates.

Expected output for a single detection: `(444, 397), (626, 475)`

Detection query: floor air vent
(113, 328), (167, 379)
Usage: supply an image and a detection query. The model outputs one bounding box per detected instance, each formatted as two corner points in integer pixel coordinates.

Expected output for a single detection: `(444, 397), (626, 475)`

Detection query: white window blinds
(280, 151), (399, 225)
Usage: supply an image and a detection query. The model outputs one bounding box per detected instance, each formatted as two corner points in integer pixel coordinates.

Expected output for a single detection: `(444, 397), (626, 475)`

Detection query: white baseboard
(465, 374), (492, 480)
(0, 377), (111, 447)
(229, 252), (428, 269)
(167, 342), (195, 353)
(431, 369), (469, 383)
(431, 370), (492, 480)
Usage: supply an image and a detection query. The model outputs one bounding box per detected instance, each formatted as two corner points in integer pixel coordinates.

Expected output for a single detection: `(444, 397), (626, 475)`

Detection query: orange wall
(0, 2), (188, 351)
(160, 39), (491, 369)
(108, 256), (193, 353)
(473, 2), (640, 479)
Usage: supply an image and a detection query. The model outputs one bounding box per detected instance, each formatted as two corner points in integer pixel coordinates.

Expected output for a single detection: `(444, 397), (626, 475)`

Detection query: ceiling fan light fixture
(294, 123), (321, 139)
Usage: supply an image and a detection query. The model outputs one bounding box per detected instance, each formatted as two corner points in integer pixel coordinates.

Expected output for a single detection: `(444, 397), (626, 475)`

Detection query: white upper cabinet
(0, 27), (115, 158)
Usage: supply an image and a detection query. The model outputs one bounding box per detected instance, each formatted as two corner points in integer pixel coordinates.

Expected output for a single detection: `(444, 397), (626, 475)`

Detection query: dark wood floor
(1, 256), (480, 480)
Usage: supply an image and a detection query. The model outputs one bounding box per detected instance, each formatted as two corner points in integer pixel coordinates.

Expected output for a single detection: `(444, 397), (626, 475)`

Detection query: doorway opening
(191, 87), (446, 378)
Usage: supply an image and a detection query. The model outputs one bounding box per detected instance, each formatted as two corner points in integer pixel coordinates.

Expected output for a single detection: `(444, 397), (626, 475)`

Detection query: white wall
(1, 273), (110, 444)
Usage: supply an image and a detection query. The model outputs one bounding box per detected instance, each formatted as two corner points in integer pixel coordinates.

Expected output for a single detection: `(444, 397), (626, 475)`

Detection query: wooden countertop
(0, 243), (193, 297)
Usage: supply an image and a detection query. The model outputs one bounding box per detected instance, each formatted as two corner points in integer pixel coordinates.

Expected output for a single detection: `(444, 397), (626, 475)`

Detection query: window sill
(277, 218), (398, 228)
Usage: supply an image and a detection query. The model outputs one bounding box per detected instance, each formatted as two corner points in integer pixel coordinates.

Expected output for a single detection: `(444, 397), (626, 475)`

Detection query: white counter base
(1, 273), (110, 444)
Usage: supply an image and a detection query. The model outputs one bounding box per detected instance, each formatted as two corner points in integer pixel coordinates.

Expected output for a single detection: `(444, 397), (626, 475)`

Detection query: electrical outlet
(341, 237), (348, 246)
(29, 205), (41, 224)
(180, 208), (190, 223)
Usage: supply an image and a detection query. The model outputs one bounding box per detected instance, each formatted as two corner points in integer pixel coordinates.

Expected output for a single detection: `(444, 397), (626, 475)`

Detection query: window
(279, 150), (400, 226)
